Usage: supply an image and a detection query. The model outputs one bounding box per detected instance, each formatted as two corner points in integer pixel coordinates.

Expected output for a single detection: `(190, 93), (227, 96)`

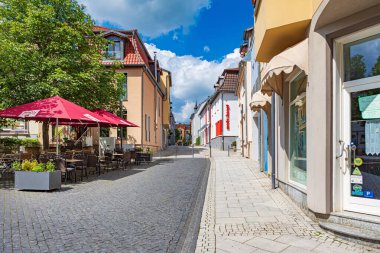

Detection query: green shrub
(196, 136), (201, 146)
(45, 161), (56, 172)
(21, 160), (34, 171)
(31, 164), (45, 172)
(0, 137), (22, 147)
(13, 159), (55, 172)
(11, 161), (21, 171)
(21, 138), (40, 147)
(231, 141), (237, 147)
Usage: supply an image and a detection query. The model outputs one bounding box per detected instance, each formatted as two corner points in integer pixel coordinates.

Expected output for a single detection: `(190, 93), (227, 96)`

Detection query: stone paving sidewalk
(196, 149), (380, 253)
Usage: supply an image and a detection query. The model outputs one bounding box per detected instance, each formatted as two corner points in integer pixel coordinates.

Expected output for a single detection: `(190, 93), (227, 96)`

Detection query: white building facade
(209, 69), (240, 150)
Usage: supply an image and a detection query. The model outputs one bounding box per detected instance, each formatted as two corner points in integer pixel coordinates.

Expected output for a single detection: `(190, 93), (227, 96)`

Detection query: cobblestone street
(196, 149), (380, 253)
(0, 146), (209, 253)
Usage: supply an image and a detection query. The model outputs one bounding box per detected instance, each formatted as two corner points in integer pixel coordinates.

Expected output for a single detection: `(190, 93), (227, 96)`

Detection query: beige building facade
(254, 0), (380, 240)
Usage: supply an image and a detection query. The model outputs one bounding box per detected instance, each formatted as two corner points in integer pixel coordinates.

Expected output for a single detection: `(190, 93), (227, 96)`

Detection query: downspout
(141, 70), (144, 148)
(245, 64), (249, 158)
(222, 93), (224, 151)
(271, 92), (276, 189)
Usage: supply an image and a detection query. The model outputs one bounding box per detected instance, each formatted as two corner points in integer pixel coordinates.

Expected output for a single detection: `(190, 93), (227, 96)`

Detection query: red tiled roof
(93, 25), (110, 32)
(93, 26), (152, 66)
(218, 68), (239, 92)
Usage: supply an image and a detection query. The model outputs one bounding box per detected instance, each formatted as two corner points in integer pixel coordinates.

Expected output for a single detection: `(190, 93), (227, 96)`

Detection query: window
(121, 73), (128, 100)
(104, 36), (124, 61)
(0, 120), (28, 133)
(289, 72), (307, 187)
(148, 116), (151, 142)
(145, 114), (148, 141)
(344, 34), (380, 81)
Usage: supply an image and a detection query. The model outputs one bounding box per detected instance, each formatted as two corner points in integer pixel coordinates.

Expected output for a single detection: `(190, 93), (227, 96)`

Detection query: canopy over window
(250, 92), (271, 113)
(261, 38), (308, 97)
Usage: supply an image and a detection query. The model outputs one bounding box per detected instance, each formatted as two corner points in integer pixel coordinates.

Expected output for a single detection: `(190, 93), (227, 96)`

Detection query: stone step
(319, 221), (380, 243)
(319, 212), (380, 245)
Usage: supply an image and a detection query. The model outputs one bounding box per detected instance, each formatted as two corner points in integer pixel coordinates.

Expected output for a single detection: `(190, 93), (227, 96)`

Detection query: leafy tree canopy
(0, 0), (123, 110)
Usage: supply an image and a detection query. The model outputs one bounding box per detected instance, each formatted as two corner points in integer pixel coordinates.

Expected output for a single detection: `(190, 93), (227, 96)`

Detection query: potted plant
(21, 138), (41, 156)
(13, 160), (61, 191)
(231, 141), (237, 152)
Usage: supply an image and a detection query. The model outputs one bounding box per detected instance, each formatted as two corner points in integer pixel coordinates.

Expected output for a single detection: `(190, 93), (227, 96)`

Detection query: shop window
(344, 34), (380, 82)
(289, 72), (307, 187)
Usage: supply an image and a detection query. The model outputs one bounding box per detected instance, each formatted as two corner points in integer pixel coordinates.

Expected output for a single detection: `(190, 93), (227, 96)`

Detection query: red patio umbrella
(92, 109), (139, 127)
(0, 96), (111, 155)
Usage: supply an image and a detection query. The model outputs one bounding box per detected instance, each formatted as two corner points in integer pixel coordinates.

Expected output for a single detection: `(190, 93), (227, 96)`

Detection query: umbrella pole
(98, 123), (101, 157)
(56, 118), (59, 156)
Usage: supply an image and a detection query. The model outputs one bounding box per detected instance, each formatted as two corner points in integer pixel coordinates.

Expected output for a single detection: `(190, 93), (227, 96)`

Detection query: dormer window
(103, 35), (124, 61)
(106, 41), (122, 60)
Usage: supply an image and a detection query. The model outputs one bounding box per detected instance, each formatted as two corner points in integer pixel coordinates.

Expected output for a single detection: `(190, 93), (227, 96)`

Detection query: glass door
(342, 86), (380, 215)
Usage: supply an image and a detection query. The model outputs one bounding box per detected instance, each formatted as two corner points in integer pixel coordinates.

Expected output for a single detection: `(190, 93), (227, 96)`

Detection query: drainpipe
(271, 92), (276, 189)
(244, 64), (249, 158)
(222, 93), (224, 151)
(141, 70), (144, 148)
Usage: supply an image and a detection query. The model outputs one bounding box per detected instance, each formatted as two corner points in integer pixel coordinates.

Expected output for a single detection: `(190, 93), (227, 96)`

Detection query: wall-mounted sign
(359, 94), (380, 119)
(226, 104), (230, 130)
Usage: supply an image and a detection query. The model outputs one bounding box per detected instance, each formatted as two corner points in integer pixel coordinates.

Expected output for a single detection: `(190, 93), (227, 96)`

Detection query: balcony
(254, 0), (320, 62)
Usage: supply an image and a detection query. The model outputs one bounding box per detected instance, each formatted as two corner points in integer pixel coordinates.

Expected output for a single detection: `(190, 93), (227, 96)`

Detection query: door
(341, 85), (380, 215)
(336, 26), (380, 216)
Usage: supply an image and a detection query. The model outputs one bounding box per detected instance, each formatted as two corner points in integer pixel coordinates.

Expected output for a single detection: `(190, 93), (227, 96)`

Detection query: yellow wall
(254, 0), (314, 62)
(161, 70), (171, 127)
(116, 68), (143, 145)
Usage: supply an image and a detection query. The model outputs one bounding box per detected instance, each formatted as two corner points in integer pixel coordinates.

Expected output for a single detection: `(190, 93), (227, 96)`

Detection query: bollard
(228, 145), (230, 157)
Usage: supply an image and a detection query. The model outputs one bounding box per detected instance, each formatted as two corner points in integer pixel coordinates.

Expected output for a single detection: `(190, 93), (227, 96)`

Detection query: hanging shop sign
(359, 94), (380, 119)
(226, 104), (230, 130)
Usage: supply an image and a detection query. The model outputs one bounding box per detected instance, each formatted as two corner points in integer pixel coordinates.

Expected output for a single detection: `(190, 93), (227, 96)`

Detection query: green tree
(0, 0), (122, 149)
(349, 54), (366, 80)
(175, 129), (181, 142)
(371, 55), (380, 76)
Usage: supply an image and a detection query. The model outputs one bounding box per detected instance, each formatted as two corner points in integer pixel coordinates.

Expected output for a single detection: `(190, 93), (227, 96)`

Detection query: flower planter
(136, 152), (152, 163)
(15, 171), (61, 191)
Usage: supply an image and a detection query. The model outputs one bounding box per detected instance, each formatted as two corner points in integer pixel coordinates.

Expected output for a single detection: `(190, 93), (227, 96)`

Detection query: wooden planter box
(136, 152), (152, 163)
(15, 171), (61, 191)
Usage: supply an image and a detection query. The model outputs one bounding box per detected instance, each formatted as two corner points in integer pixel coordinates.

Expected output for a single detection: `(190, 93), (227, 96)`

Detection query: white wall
(223, 93), (239, 137)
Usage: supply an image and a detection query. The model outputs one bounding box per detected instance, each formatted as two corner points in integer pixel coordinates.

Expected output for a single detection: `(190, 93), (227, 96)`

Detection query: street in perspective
(1, 0), (380, 252)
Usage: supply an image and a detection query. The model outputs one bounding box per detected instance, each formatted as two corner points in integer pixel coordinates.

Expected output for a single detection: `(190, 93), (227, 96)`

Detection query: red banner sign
(226, 104), (230, 130)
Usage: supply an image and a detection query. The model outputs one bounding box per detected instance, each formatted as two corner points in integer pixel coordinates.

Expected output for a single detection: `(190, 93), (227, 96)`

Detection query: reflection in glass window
(105, 41), (122, 60)
(289, 72), (307, 187)
(344, 34), (380, 81)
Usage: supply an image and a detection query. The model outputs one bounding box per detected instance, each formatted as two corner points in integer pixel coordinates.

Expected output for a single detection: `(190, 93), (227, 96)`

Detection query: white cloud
(172, 33), (179, 41)
(174, 101), (196, 123)
(79, 0), (211, 38)
(145, 43), (241, 121)
(203, 46), (210, 52)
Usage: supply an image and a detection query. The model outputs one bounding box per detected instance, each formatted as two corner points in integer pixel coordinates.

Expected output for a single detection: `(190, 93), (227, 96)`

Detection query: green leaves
(0, 0), (120, 110)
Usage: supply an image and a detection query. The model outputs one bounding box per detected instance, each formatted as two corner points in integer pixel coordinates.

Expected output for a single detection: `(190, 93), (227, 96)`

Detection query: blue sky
(80, 0), (254, 122)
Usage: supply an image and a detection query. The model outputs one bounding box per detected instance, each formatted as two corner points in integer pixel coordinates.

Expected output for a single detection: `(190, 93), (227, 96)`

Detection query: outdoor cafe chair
(86, 155), (101, 176)
(56, 158), (77, 183)
(122, 152), (132, 170)
(73, 153), (87, 180)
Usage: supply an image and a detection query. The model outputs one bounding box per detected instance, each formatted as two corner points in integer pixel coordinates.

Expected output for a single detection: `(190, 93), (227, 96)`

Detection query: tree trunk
(42, 122), (49, 150)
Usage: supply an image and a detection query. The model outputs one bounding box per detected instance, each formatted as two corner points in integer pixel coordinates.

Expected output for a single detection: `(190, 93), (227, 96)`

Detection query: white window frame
(288, 70), (308, 191)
